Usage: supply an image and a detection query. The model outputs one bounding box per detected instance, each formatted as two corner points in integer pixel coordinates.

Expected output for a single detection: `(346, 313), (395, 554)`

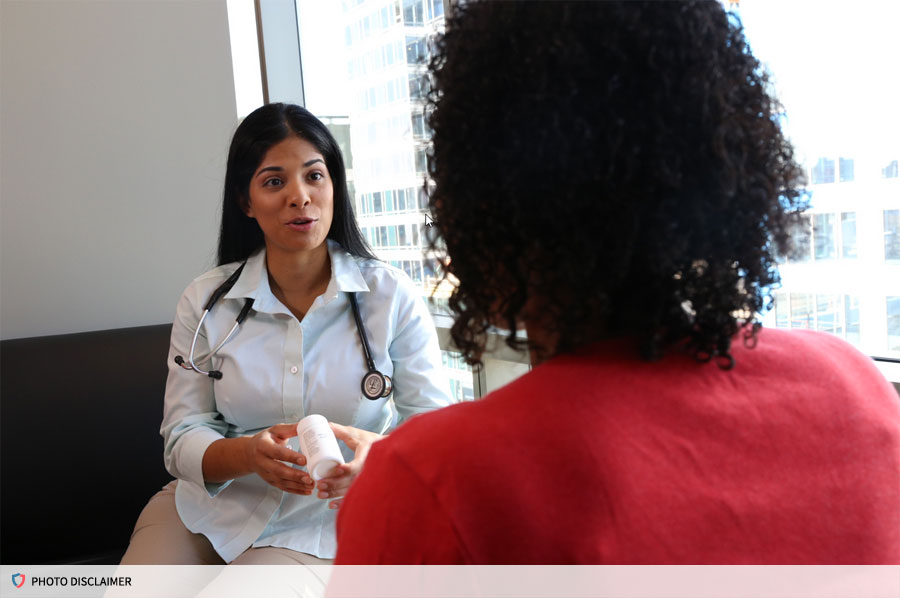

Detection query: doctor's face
(244, 135), (334, 258)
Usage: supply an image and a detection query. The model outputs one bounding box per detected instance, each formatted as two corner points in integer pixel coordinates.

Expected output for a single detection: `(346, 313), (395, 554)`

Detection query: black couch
(1, 324), (174, 564)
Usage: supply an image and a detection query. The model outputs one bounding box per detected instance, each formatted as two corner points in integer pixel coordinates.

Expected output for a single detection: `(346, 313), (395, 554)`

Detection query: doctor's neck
(264, 242), (331, 297)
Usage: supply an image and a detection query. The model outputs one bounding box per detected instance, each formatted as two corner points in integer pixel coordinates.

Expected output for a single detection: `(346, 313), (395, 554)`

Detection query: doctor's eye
(308, 171), (327, 182)
(262, 176), (284, 187)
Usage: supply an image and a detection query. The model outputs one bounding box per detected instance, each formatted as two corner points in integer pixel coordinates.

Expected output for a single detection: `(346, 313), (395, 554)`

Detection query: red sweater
(335, 329), (900, 564)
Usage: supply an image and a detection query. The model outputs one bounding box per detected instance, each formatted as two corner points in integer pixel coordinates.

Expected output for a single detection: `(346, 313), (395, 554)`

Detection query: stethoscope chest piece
(350, 291), (393, 400)
(362, 370), (393, 400)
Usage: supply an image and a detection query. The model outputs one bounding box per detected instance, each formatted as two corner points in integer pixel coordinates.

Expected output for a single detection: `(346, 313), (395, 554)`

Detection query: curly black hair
(426, 0), (808, 368)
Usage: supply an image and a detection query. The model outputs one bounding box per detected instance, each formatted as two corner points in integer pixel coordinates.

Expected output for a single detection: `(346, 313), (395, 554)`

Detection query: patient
(334, 0), (900, 563)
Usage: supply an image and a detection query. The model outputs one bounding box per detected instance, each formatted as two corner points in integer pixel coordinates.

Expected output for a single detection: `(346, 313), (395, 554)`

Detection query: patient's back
(336, 327), (900, 564)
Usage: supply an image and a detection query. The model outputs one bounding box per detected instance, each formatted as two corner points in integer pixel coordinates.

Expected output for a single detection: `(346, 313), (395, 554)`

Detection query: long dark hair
(218, 103), (376, 265)
(427, 1), (808, 368)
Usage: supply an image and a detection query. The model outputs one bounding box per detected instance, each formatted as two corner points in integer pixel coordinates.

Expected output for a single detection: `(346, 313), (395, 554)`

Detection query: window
(845, 295), (860, 346)
(441, 349), (474, 400)
(788, 211), (858, 262)
(772, 293), (861, 346)
(788, 212), (857, 262)
(424, 257), (442, 281)
(789, 294), (814, 329)
(295, 0), (447, 309)
(838, 157), (854, 182)
(887, 297), (900, 351)
(815, 295), (841, 335)
(403, 0), (424, 26)
(226, 0), (264, 118)
(414, 147), (427, 175)
(408, 73), (429, 100)
(885, 210), (900, 260)
(883, 159), (899, 179)
(389, 259), (424, 282)
(841, 212), (857, 258)
(286, 1), (898, 387)
(774, 291), (789, 328)
(790, 215), (812, 261)
(411, 112), (427, 139)
(405, 36), (427, 65)
(741, 2), (899, 361)
(813, 213), (835, 260)
(810, 156), (855, 184)
(810, 157), (835, 184)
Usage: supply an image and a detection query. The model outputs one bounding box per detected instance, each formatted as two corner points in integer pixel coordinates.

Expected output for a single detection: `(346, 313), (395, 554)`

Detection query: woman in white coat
(121, 103), (452, 565)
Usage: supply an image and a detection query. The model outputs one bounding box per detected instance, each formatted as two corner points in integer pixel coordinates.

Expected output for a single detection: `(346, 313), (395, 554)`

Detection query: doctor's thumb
(329, 422), (359, 449)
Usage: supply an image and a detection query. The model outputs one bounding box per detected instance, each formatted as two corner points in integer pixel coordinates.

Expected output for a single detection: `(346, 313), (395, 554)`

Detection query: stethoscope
(174, 263), (392, 400)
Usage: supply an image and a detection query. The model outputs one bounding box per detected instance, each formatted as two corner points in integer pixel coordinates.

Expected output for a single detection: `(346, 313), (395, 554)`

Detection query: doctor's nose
(287, 181), (312, 208)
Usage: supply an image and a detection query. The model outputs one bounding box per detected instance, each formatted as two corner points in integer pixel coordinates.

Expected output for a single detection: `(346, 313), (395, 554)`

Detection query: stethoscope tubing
(174, 261), (391, 399)
(348, 292), (377, 372)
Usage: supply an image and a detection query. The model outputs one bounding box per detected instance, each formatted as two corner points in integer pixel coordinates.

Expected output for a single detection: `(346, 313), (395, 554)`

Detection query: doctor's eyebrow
(254, 159), (325, 178)
(255, 166), (283, 178)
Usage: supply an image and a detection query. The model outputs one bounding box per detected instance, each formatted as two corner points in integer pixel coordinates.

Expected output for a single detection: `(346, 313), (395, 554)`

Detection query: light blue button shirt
(161, 240), (453, 562)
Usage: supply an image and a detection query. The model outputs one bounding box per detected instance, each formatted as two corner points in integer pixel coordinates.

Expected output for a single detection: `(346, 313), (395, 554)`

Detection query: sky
(737, 0), (899, 162)
(228, 0), (900, 164)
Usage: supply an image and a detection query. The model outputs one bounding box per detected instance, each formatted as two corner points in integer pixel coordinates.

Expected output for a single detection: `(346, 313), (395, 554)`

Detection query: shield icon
(12, 573), (25, 588)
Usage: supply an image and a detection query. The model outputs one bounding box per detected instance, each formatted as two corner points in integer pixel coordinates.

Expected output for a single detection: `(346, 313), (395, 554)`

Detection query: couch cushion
(1, 324), (173, 564)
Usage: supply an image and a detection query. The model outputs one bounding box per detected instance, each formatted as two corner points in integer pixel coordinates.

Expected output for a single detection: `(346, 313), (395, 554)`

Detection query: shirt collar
(223, 240), (370, 314)
(327, 240), (370, 294)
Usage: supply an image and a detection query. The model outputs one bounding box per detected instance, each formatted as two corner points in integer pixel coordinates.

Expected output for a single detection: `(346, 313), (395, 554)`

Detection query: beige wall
(1, 0), (239, 339)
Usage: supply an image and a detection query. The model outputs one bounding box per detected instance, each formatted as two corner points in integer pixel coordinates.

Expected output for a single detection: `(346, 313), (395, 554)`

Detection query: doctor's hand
(244, 423), (316, 495)
(316, 423), (384, 509)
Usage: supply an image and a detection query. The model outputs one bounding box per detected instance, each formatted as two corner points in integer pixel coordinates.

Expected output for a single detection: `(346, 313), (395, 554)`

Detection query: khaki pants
(120, 480), (333, 566)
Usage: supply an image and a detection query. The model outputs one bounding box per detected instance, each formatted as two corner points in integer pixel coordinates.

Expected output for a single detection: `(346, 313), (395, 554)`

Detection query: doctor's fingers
(258, 467), (315, 495)
(253, 435), (307, 466)
(317, 482), (349, 500)
(268, 422), (300, 440)
(276, 479), (316, 495)
(333, 423), (383, 450)
(316, 470), (355, 500)
(329, 422), (363, 449)
(248, 429), (305, 468)
(261, 475), (314, 495)
(261, 459), (315, 486)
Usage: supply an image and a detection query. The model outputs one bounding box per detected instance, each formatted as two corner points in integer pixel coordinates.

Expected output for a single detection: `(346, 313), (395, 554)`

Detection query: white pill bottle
(297, 414), (346, 481)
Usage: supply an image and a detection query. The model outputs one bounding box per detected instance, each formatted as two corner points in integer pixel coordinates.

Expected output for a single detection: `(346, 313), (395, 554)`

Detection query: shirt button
(290, 366), (298, 374)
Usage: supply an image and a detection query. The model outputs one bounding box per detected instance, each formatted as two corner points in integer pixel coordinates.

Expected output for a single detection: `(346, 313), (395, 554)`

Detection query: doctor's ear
(240, 195), (255, 218)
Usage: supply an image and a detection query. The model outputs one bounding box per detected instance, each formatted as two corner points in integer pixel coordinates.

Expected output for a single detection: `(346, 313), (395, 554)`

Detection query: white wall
(1, 0), (239, 340)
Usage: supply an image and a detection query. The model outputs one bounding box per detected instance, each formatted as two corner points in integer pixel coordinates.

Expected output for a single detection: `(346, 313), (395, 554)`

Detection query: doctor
(121, 103), (452, 565)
